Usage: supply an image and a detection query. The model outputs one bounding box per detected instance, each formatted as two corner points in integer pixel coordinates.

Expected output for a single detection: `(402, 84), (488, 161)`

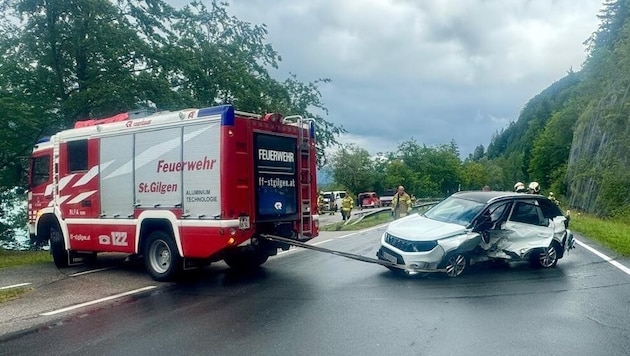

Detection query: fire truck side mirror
(15, 187), (26, 195)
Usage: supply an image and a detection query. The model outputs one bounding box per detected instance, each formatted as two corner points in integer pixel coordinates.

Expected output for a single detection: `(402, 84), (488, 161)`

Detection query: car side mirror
(473, 214), (493, 232)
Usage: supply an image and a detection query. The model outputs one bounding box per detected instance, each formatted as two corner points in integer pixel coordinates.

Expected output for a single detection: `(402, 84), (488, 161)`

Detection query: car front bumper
(376, 243), (447, 273)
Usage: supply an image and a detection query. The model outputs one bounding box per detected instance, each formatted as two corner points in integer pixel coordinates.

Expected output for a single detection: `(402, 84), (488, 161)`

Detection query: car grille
(385, 233), (437, 253)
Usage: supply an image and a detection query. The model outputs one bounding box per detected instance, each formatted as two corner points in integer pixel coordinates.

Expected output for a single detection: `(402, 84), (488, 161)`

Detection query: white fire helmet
(514, 182), (526, 192)
(528, 181), (540, 194)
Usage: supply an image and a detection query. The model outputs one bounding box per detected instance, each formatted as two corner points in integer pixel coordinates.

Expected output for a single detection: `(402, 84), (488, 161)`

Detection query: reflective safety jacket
(341, 196), (353, 211)
(392, 192), (412, 213)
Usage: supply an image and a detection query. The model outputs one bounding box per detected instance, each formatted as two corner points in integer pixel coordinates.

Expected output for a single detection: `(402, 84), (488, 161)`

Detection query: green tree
(330, 144), (375, 195)
(388, 139), (461, 197)
(469, 144), (485, 161)
(461, 161), (489, 191)
(528, 105), (579, 193)
(0, 0), (342, 194)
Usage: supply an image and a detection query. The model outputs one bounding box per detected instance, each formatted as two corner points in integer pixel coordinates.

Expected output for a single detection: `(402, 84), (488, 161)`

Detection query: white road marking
(69, 267), (115, 277)
(276, 223), (389, 257)
(0, 282), (32, 290)
(312, 239), (333, 246)
(40, 286), (157, 316)
(336, 223), (389, 239)
(575, 239), (630, 276)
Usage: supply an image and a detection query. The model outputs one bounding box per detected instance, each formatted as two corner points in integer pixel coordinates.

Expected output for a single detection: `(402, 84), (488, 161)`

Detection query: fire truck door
(29, 152), (53, 220)
(61, 139), (98, 220)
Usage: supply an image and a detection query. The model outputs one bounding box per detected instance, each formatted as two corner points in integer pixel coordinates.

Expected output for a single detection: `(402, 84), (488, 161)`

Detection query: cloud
(167, 0), (603, 156)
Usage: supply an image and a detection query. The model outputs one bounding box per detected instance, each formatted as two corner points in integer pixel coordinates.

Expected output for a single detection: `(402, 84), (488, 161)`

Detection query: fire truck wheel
(224, 249), (269, 270)
(50, 226), (69, 268)
(144, 231), (182, 282)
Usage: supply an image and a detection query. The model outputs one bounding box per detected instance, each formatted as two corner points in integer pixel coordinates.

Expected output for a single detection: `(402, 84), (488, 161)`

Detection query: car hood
(387, 214), (467, 241)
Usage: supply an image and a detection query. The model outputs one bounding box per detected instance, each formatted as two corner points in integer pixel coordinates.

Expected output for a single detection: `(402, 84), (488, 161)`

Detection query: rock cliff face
(565, 7), (630, 215)
(567, 92), (630, 215)
(488, 1), (630, 216)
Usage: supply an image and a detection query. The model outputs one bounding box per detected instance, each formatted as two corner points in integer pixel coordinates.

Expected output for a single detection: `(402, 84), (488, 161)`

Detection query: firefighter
(528, 181), (541, 195)
(392, 185), (412, 219)
(341, 194), (354, 221)
(548, 191), (560, 206)
(317, 192), (325, 213)
(514, 182), (527, 193)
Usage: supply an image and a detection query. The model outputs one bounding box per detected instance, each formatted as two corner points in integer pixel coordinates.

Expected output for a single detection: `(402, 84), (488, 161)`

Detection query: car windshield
(423, 196), (486, 226)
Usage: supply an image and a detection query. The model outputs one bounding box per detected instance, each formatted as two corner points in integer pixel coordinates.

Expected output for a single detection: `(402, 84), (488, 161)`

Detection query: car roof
(451, 190), (544, 204)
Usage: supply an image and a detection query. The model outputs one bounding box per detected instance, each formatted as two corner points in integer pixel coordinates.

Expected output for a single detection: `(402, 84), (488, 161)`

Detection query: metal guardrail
(343, 201), (442, 226)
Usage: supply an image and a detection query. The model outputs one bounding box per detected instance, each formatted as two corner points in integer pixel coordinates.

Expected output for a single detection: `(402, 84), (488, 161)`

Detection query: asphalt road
(2, 225), (630, 356)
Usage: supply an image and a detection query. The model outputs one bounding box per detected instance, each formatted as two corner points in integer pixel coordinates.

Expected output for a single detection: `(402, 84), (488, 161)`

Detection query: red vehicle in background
(358, 192), (381, 209)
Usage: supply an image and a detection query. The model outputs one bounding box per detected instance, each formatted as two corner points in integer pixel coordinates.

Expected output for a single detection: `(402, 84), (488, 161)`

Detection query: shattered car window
(538, 198), (563, 218)
(509, 201), (544, 226)
(424, 197), (485, 226)
(488, 202), (512, 222)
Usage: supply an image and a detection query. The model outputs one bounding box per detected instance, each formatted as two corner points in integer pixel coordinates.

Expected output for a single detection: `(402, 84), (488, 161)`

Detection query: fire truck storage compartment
(99, 120), (221, 219)
(254, 132), (298, 222)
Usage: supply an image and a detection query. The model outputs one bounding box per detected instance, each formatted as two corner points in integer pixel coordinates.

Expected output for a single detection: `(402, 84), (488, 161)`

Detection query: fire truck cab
(27, 105), (319, 281)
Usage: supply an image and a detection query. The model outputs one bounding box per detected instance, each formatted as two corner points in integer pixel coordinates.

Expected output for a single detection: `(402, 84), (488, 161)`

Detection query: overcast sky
(168, 0), (604, 157)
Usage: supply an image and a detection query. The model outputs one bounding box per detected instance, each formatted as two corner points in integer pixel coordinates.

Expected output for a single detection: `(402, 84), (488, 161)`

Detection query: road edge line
(69, 267), (115, 277)
(40, 286), (157, 316)
(276, 223), (389, 257)
(0, 283), (32, 290)
(312, 239), (333, 246)
(336, 222), (389, 239)
(575, 239), (630, 276)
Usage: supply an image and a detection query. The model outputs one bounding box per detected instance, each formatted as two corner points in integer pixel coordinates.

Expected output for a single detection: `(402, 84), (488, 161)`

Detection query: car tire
(531, 242), (560, 268)
(144, 230), (182, 282)
(442, 253), (467, 278)
(50, 225), (69, 268)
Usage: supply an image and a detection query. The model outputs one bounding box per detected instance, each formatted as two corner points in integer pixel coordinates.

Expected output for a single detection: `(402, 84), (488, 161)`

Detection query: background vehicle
(379, 188), (395, 207)
(377, 191), (574, 277)
(358, 192), (381, 209)
(321, 190), (347, 212)
(321, 191), (334, 212)
(27, 105), (319, 281)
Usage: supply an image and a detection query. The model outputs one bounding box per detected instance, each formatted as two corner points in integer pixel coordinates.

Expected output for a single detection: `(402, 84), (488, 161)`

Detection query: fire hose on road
(261, 233), (449, 274)
(261, 233), (407, 270)
(262, 202), (446, 274)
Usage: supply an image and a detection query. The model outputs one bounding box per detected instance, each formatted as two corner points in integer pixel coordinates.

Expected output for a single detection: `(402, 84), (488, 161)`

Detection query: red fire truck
(27, 105), (319, 281)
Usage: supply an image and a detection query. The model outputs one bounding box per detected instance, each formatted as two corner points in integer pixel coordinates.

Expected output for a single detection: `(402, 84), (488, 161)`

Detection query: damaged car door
(482, 199), (556, 265)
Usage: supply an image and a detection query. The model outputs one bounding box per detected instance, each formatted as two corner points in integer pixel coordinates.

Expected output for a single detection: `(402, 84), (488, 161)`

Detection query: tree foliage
(0, 0), (342, 193)
(329, 139), (470, 199)
(330, 144), (375, 195)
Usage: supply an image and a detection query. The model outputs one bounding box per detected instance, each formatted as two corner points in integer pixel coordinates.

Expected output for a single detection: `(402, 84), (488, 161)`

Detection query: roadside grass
(321, 211), (393, 231)
(0, 249), (51, 269)
(320, 205), (432, 231)
(0, 286), (31, 304)
(570, 213), (630, 257)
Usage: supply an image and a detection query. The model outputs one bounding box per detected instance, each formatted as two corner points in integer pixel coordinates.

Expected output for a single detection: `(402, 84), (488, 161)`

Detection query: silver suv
(377, 191), (574, 277)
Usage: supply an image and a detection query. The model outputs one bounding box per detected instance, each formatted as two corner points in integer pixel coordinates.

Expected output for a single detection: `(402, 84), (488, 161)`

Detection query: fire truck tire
(224, 249), (269, 270)
(50, 226), (69, 268)
(144, 231), (182, 282)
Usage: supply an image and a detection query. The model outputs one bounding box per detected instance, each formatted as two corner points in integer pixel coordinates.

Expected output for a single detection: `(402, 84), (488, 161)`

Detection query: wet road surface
(2, 225), (630, 356)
